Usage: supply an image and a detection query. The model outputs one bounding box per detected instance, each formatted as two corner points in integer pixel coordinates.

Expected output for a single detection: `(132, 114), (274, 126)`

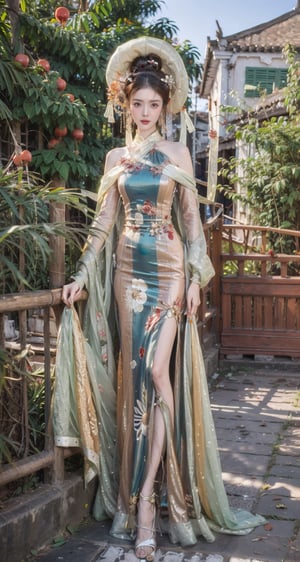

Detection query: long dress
(53, 131), (265, 546)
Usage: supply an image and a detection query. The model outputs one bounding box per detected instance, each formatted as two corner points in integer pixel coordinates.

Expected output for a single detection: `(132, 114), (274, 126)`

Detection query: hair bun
(130, 54), (162, 74)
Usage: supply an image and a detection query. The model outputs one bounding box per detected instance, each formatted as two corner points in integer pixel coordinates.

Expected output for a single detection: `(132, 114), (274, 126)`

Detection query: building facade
(198, 2), (300, 219)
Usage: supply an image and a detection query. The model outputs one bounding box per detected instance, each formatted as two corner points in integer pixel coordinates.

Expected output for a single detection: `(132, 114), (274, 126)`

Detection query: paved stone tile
(32, 537), (103, 561)
(216, 428), (278, 445)
(284, 427), (300, 439)
(267, 463), (300, 479)
(284, 526), (300, 562)
(223, 474), (264, 498)
(214, 419), (281, 435)
(228, 559), (258, 562)
(263, 477), (300, 498)
(273, 448), (300, 468)
(219, 442), (273, 455)
(217, 521), (293, 562)
(278, 443), (300, 456)
(214, 409), (292, 422)
(220, 452), (270, 476)
(95, 547), (227, 562)
(256, 493), (299, 519)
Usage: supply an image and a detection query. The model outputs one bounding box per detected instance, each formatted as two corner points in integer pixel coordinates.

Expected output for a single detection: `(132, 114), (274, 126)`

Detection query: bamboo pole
(0, 448), (80, 488)
(0, 288), (63, 313)
(43, 307), (52, 451)
(49, 176), (66, 290)
(0, 313), (4, 349)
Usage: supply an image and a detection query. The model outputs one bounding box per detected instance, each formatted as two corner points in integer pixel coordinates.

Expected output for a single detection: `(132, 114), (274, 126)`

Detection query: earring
(158, 110), (167, 138)
(125, 110), (133, 145)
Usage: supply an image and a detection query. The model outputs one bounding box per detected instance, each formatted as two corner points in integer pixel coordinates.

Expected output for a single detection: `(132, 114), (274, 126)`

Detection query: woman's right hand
(62, 281), (82, 307)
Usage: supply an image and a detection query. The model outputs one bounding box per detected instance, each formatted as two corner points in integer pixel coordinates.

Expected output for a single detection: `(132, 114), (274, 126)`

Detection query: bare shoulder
(105, 146), (126, 172)
(157, 140), (193, 173)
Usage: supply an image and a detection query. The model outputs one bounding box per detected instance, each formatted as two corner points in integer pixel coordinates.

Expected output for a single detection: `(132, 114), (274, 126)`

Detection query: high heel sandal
(135, 492), (156, 562)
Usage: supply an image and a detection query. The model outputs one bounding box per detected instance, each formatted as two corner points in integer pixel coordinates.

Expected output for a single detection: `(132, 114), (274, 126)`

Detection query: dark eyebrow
(132, 97), (161, 102)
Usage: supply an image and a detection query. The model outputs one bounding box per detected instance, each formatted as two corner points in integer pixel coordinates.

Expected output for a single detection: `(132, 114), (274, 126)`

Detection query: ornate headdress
(105, 36), (194, 144)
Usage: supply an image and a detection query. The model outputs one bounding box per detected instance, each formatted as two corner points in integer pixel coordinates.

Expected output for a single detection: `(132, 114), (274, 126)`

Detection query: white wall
(211, 50), (288, 135)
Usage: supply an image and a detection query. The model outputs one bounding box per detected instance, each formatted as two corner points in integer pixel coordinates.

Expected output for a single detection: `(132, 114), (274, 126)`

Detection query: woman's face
(129, 87), (163, 137)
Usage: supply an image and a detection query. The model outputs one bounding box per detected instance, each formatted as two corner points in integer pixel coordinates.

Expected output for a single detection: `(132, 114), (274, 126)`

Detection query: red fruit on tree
(14, 53), (30, 68)
(65, 93), (75, 102)
(54, 126), (67, 137)
(55, 7), (70, 24)
(48, 138), (60, 149)
(72, 128), (84, 141)
(56, 77), (67, 91)
(20, 150), (32, 163)
(37, 58), (50, 72)
(13, 153), (23, 166)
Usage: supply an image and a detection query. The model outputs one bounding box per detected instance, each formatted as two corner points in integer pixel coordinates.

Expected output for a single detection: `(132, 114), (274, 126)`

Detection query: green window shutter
(244, 67), (288, 97)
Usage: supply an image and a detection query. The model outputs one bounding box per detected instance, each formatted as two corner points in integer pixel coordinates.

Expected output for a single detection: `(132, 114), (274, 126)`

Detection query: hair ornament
(104, 78), (127, 123)
(161, 74), (175, 93)
(131, 55), (160, 74)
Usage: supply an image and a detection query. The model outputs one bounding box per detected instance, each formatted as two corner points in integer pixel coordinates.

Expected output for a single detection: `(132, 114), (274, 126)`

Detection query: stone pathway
(30, 365), (300, 562)
(96, 546), (227, 562)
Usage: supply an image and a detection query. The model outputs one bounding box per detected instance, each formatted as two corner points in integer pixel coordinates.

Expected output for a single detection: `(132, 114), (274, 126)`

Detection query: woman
(54, 36), (265, 562)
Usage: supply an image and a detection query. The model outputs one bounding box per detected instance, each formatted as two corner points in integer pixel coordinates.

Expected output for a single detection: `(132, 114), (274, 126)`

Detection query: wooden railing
(0, 289), (78, 489)
(221, 223), (300, 358)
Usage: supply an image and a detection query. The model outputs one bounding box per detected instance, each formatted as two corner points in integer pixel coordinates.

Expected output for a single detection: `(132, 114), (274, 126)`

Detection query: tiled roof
(225, 10), (300, 50)
(199, 7), (300, 98)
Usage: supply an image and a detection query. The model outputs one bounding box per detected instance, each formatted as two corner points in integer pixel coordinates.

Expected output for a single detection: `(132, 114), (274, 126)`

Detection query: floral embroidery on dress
(126, 278), (148, 313)
(127, 200), (156, 234)
(128, 199), (175, 242)
(120, 157), (143, 173)
(101, 344), (108, 365)
(149, 163), (168, 176)
(134, 385), (148, 440)
(96, 311), (107, 341)
(120, 150), (170, 176)
(138, 200), (156, 216)
(150, 215), (174, 240)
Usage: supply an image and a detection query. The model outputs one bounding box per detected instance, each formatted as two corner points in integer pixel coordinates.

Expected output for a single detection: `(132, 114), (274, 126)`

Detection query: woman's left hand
(186, 282), (201, 318)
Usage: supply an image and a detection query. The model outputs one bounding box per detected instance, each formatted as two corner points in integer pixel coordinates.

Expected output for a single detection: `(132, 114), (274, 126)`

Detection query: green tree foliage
(218, 45), (300, 255)
(1, 0), (202, 191)
(0, 165), (94, 292)
(0, 0), (203, 292)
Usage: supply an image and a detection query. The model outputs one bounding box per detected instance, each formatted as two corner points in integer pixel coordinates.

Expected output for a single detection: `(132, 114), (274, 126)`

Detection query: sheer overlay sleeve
(178, 183), (215, 288)
(163, 161), (215, 288)
(71, 183), (120, 290)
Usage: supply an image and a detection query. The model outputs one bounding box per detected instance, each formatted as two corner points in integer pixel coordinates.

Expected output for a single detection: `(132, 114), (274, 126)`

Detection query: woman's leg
(135, 317), (177, 559)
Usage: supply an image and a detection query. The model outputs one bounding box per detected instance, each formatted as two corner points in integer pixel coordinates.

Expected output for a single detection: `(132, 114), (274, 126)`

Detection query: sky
(157, 0), (296, 60)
